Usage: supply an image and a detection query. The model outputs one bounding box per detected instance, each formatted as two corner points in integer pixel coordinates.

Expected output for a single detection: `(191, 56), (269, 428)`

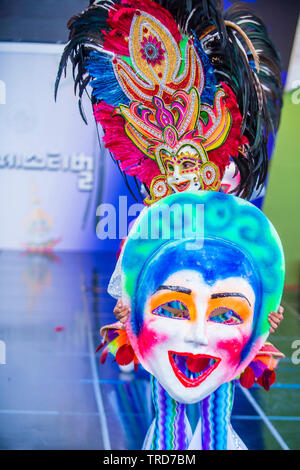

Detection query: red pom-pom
(240, 366), (255, 389)
(257, 369), (276, 391)
(115, 344), (135, 365)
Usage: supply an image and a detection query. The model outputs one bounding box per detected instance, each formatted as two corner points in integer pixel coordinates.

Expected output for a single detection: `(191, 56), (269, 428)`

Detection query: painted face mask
(161, 146), (201, 193)
(132, 250), (257, 403)
(122, 191), (285, 404)
(160, 145), (218, 194)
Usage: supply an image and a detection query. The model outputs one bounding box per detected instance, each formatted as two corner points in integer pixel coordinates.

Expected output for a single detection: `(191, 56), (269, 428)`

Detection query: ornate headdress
(56, 0), (282, 204)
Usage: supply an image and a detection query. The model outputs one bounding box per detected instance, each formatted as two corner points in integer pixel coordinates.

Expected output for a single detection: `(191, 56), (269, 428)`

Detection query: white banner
(0, 42), (116, 252)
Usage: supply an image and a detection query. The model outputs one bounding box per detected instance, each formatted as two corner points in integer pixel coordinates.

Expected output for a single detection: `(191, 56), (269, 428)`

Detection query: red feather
(102, 0), (182, 55)
(93, 102), (160, 186)
(100, 347), (109, 365)
(95, 340), (105, 353)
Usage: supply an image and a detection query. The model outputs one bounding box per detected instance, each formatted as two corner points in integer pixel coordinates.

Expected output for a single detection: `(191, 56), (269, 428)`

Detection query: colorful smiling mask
(100, 191), (284, 449)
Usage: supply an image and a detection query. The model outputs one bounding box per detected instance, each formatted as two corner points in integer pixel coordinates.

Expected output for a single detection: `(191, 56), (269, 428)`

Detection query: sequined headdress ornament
(56, 0), (282, 203)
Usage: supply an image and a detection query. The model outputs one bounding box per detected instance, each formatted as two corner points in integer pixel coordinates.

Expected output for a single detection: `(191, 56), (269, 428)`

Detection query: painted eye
(208, 307), (243, 325)
(166, 162), (174, 173)
(152, 301), (190, 320)
(182, 161), (196, 170)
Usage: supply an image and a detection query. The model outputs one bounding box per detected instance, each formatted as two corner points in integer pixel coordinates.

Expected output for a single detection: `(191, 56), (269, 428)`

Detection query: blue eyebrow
(211, 292), (251, 307)
(154, 285), (192, 295)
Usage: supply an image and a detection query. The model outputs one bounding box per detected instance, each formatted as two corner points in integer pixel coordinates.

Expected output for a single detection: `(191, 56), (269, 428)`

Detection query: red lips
(168, 351), (221, 388)
(173, 181), (191, 192)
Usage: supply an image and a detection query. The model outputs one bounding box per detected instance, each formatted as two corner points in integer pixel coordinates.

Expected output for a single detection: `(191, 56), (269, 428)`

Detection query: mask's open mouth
(168, 351), (221, 388)
(172, 181), (191, 192)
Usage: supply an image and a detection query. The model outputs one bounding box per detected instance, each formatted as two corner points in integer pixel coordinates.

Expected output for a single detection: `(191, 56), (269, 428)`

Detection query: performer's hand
(113, 299), (131, 325)
(268, 305), (284, 334)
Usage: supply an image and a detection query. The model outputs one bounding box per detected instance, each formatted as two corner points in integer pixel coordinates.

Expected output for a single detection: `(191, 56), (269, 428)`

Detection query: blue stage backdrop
(0, 42), (139, 253)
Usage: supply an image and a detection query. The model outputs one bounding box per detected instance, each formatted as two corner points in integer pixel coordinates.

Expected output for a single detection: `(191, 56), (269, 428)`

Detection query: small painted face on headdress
(160, 145), (202, 193)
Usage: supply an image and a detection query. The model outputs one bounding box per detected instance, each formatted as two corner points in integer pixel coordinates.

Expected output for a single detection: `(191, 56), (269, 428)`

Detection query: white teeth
(188, 371), (200, 380)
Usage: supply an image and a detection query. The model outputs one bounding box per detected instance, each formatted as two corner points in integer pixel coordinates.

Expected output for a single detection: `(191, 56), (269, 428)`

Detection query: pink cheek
(217, 335), (248, 367)
(137, 321), (168, 360)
